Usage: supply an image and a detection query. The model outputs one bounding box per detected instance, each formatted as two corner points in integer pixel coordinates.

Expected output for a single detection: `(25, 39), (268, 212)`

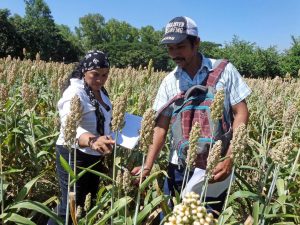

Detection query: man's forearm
(144, 126), (167, 169)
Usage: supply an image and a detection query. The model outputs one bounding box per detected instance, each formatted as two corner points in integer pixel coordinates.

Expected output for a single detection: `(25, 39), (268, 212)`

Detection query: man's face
(166, 39), (198, 69)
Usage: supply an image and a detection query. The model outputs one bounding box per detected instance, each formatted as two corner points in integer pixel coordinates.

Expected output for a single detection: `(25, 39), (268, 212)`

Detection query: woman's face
(84, 68), (109, 91)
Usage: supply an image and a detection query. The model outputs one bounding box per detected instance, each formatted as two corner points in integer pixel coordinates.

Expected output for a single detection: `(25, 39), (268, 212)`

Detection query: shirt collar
(174, 53), (212, 77)
(70, 78), (84, 87)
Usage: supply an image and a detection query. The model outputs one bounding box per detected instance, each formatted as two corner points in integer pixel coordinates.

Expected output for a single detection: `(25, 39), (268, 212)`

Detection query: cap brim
(160, 33), (188, 44)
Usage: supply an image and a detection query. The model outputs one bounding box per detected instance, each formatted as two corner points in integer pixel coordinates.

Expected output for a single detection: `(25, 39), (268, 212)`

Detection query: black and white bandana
(81, 50), (110, 73)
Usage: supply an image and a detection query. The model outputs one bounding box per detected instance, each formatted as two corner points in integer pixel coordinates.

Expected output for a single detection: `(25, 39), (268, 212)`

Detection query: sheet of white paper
(111, 113), (142, 150)
(182, 168), (232, 197)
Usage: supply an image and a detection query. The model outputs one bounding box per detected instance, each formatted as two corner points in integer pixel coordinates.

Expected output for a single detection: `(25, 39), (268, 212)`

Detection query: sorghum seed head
(0, 83), (8, 106)
(186, 122), (201, 168)
(84, 192), (91, 212)
(122, 168), (132, 194)
(206, 140), (222, 179)
(231, 123), (248, 165)
(210, 89), (225, 120)
(111, 95), (127, 132)
(138, 91), (147, 115)
(267, 97), (284, 121)
(116, 170), (123, 189)
(165, 192), (218, 224)
(22, 83), (37, 109)
(63, 95), (82, 147)
(282, 104), (297, 130)
(139, 108), (156, 152)
(76, 205), (83, 219)
(269, 136), (294, 165)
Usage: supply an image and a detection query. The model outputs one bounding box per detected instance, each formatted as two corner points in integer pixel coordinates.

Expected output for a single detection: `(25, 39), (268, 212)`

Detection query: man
(131, 16), (251, 216)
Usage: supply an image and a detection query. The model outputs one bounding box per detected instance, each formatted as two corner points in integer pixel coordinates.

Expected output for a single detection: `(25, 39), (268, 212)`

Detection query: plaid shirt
(153, 54), (251, 164)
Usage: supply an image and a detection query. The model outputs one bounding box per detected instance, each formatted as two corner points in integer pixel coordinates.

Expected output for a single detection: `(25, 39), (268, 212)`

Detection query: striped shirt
(153, 54), (251, 164)
(56, 78), (112, 156)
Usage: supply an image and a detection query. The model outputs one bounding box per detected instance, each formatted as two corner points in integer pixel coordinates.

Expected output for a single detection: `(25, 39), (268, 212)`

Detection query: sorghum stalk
(219, 123), (248, 224)
(218, 166), (235, 225)
(259, 165), (280, 225)
(63, 95), (82, 225)
(110, 95), (127, 225)
(133, 153), (146, 225)
(133, 108), (156, 225)
(122, 168), (131, 225)
(0, 137), (3, 216)
(288, 146), (300, 181)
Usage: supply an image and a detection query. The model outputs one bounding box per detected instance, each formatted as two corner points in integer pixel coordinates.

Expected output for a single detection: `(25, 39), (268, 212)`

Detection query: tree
(104, 19), (139, 43)
(23, 0), (55, 58)
(199, 41), (222, 58)
(75, 13), (107, 50)
(56, 24), (84, 59)
(0, 9), (24, 58)
(100, 41), (170, 70)
(139, 25), (162, 45)
(280, 36), (300, 77)
(9, 0), (80, 61)
(253, 46), (281, 78)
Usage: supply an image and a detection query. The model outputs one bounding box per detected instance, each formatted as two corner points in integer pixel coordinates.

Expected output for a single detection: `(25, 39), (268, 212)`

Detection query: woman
(48, 50), (115, 224)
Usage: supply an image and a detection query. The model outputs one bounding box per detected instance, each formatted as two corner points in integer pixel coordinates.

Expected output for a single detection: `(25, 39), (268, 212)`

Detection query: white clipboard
(111, 113), (142, 150)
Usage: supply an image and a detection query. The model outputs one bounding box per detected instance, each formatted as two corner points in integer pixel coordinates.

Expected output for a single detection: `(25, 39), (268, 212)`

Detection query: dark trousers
(48, 145), (107, 225)
(162, 163), (227, 218)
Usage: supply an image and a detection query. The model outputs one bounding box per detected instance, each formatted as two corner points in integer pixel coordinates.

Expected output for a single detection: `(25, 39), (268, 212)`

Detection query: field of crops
(0, 56), (299, 225)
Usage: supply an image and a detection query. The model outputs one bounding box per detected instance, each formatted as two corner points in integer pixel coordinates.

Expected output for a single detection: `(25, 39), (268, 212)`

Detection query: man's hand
(211, 157), (233, 183)
(131, 166), (151, 185)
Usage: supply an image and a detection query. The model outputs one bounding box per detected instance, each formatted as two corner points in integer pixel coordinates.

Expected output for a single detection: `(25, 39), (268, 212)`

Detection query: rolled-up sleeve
(218, 63), (251, 106)
(153, 79), (174, 116)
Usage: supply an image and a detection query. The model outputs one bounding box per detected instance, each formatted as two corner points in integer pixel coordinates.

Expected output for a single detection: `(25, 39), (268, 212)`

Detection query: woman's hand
(90, 136), (115, 155)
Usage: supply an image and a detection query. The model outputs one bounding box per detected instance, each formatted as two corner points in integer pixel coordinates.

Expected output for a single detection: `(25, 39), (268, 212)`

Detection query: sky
(1, 0), (300, 51)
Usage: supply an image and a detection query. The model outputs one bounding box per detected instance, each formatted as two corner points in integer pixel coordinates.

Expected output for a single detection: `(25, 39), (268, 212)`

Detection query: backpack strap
(155, 91), (185, 119)
(184, 85), (208, 100)
(206, 59), (229, 87)
(155, 59), (228, 119)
